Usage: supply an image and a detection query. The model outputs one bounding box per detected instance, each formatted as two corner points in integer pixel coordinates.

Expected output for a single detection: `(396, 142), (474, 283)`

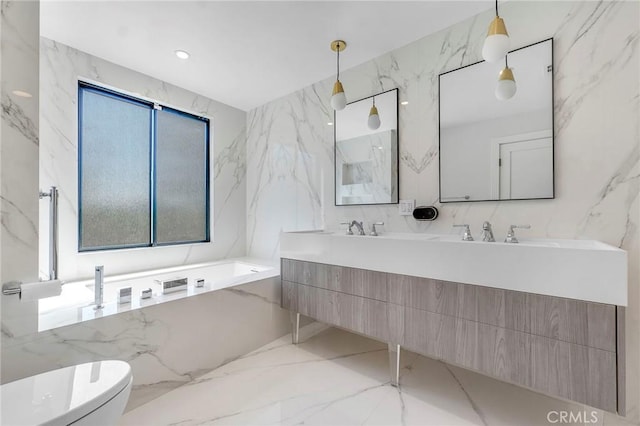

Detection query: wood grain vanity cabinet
(281, 258), (624, 414)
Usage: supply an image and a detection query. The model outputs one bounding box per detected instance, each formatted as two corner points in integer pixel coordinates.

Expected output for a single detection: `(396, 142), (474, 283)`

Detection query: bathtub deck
(36, 257), (278, 332)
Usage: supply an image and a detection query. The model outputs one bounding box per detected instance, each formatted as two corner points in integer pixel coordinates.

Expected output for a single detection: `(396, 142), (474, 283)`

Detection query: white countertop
(280, 231), (627, 306)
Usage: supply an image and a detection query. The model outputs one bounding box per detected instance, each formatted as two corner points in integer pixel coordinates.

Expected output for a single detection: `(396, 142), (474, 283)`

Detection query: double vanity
(280, 229), (627, 414)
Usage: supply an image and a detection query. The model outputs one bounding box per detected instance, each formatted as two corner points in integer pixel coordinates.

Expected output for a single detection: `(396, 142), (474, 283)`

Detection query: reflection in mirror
(439, 39), (553, 202)
(335, 88), (398, 206)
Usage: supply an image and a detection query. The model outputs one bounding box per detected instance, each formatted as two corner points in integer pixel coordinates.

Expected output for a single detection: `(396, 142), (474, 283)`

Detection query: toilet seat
(1, 360), (131, 426)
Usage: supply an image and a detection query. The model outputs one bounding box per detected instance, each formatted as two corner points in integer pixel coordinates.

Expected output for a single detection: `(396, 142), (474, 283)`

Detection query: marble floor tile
(120, 328), (634, 426)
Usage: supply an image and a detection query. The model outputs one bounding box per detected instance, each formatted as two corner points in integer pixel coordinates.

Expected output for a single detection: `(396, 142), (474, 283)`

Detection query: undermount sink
(289, 230), (441, 240)
(280, 230), (627, 306)
(426, 235), (561, 247)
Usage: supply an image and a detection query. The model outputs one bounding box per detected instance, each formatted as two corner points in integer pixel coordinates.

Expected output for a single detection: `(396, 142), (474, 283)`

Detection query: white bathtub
(38, 258), (278, 331)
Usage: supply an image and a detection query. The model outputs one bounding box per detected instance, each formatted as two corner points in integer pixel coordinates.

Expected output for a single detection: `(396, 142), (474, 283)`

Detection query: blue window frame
(78, 82), (210, 251)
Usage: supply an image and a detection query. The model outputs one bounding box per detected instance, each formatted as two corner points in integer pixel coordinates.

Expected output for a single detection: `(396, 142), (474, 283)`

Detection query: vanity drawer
(297, 284), (389, 341)
(323, 266), (387, 301)
(388, 273), (616, 352)
(403, 307), (530, 386)
(282, 259), (388, 301)
(281, 259), (330, 287)
(388, 274), (527, 327)
(281, 280), (298, 311)
(402, 305), (617, 412)
(281, 259), (296, 282)
(528, 293), (616, 352)
(388, 274), (459, 316)
(530, 334), (617, 413)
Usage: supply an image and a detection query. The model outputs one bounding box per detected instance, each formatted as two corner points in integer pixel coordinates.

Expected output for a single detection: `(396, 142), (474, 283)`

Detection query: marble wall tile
(1, 276), (291, 411)
(1, 27), (258, 410)
(0, 0), (40, 286)
(0, 1), (41, 379)
(246, 1), (639, 421)
(38, 38), (247, 283)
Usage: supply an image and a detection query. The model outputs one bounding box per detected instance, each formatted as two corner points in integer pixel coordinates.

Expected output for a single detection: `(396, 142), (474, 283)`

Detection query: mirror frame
(334, 88), (399, 206)
(438, 38), (555, 203)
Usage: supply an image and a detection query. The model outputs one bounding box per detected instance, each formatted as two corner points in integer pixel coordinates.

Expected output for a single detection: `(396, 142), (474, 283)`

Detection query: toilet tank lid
(1, 360), (131, 426)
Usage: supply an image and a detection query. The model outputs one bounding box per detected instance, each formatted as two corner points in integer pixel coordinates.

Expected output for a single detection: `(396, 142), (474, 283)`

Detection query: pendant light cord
(495, 0), (499, 17)
(505, 55), (509, 68)
(336, 43), (341, 81)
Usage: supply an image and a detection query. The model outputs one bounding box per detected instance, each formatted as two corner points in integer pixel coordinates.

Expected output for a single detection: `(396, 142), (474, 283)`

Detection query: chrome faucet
(504, 225), (531, 243)
(350, 220), (365, 236)
(453, 224), (474, 241)
(481, 221), (495, 242)
(340, 222), (353, 235)
(370, 222), (384, 236)
(94, 265), (104, 309)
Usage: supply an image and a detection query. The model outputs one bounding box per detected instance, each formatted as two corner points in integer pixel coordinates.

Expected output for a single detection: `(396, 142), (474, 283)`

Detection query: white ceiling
(40, 1), (493, 111)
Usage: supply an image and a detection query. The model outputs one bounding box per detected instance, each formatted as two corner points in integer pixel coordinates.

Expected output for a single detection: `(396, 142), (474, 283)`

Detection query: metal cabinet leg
(388, 343), (401, 387)
(291, 312), (300, 344)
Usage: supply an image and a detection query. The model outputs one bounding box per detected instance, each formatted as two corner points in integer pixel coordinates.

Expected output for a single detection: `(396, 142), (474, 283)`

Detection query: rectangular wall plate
(399, 199), (415, 216)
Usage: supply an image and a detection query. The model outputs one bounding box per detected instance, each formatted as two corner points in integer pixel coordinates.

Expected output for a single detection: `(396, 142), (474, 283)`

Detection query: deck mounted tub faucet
(94, 265), (104, 309)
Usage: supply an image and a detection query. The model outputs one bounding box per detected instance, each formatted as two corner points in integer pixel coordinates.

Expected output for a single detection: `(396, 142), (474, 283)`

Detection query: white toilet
(1, 360), (132, 426)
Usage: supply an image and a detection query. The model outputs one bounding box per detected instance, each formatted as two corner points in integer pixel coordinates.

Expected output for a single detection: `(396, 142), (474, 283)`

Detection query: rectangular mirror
(335, 88), (399, 206)
(439, 38), (553, 203)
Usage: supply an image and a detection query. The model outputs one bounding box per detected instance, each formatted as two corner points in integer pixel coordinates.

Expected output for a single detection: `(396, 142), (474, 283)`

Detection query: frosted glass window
(79, 87), (151, 250)
(78, 83), (210, 251)
(155, 109), (209, 244)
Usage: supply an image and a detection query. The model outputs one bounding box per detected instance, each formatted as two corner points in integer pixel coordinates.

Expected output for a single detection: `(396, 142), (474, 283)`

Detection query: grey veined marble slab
(121, 327), (636, 426)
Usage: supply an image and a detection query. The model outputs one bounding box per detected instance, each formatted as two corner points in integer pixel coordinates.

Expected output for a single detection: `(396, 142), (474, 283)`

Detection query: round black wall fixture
(413, 206), (439, 221)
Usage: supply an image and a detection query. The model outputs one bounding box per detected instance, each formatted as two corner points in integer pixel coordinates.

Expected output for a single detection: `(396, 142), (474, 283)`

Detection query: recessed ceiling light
(327, 122), (334, 126)
(175, 50), (190, 59)
(12, 90), (32, 98)
(400, 101), (409, 105)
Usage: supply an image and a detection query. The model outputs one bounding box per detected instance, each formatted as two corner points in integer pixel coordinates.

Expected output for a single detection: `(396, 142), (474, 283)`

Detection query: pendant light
(330, 40), (347, 110)
(495, 55), (516, 100)
(367, 96), (381, 130)
(482, 0), (510, 63)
